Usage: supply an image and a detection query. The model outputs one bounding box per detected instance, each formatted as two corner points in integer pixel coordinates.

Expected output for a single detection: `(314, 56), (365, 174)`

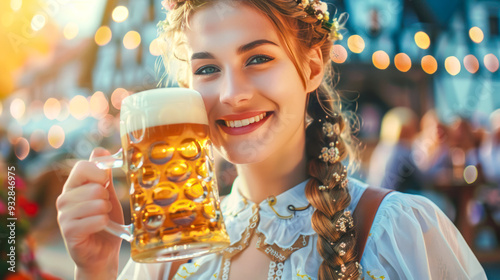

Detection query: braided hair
(159, 1), (361, 279)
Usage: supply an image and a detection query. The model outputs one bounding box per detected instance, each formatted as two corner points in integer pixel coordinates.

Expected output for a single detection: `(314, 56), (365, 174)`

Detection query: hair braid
(304, 86), (360, 280)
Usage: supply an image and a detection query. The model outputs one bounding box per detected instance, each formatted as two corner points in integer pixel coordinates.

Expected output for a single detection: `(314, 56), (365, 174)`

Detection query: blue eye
(194, 65), (220, 75)
(247, 55), (274, 65)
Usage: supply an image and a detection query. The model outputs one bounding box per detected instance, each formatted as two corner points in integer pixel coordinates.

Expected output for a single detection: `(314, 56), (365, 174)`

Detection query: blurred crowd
(364, 107), (500, 251)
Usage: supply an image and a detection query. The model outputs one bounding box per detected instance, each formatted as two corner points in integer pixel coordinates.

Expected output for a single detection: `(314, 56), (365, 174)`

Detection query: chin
(216, 144), (270, 165)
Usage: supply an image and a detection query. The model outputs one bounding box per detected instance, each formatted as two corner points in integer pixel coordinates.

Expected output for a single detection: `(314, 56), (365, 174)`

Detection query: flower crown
(161, 0), (344, 41)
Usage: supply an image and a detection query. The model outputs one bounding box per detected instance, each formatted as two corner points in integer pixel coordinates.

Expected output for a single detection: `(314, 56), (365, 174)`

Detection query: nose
(219, 68), (253, 107)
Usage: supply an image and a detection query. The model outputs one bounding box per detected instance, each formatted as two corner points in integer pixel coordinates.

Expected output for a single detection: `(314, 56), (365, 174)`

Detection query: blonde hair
(158, 1), (361, 279)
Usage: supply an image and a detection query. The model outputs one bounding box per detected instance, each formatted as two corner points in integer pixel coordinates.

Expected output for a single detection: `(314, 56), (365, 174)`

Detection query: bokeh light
(31, 14), (46, 31)
(11, 0), (22, 11)
(64, 22), (79, 40)
(414, 31), (430, 49)
(149, 38), (165, 57)
(48, 125), (65, 149)
(95, 26), (112, 46)
(98, 114), (116, 137)
(330, 45), (348, 64)
(43, 98), (61, 120)
(112, 6), (129, 23)
(372, 50), (390, 70)
(445, 56), (461, 76)
(484, 54), (499, 72)
(123, 31), (141, 50)
(421, 55), (438, 74)
(7, 123), (22, 144)
(394, 53), (411, 72)
(469, 27), (484, 44)
(111, 88), (130, 110)
(90, 91), (109, 119)
(10, 98), (26, 120)
(464, 165), (478, 184)
(347, 35), (365, 54)
(14, 137), (30, 160)
(30, 129), (47, 152)
(463, 55), (479, 74)
(69, 95), (90, 120)
(56, 100), (70, 121)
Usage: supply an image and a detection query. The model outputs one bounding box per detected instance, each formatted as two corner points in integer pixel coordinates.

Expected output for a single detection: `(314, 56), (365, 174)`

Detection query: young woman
(57, 0), (486, 279)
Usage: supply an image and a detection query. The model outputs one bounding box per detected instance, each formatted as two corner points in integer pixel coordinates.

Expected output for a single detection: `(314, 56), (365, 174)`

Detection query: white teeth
(223, 113), (269, 128)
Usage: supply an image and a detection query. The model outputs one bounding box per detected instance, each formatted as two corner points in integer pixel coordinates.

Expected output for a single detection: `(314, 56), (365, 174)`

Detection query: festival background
(0, 0), (499, 279)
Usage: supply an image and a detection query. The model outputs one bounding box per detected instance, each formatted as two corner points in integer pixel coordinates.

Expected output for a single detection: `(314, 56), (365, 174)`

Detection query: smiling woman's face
(183, 2), (310, 164)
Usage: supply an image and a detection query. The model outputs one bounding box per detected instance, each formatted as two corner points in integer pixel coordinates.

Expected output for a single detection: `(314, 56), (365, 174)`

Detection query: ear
(304, 46), (324, 93)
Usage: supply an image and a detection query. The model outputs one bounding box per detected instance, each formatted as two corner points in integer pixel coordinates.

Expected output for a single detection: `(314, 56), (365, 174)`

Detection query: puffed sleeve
(360, 192), (487, 280)
(118, 258), (171, 280)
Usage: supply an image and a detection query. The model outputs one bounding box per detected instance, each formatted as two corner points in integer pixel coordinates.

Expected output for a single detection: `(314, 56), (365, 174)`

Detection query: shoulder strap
(167, 259), (191, 280)
(353, 187), (394, 263)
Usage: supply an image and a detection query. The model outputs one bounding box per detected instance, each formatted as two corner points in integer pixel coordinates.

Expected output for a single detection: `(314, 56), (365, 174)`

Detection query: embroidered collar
(222, 176), (311, 218)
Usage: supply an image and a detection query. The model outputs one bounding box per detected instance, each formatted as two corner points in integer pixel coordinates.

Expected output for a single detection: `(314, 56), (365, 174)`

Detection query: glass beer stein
(93, 88), (230, 263)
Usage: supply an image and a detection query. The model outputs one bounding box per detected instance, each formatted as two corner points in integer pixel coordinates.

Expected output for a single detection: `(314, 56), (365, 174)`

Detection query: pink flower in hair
(161, 0), (175, 11)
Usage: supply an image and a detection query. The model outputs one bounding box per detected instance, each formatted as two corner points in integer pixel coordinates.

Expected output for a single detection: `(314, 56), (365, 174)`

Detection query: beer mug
(92, 88), (230, 263)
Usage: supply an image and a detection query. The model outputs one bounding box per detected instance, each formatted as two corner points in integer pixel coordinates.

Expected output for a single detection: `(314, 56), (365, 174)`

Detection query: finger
(62, 199), (112, 221)
(89, 147), (114, 189)
(62, 215), (110, 238)
(57, 183), (110, 210)
(63, 161), (109, 192)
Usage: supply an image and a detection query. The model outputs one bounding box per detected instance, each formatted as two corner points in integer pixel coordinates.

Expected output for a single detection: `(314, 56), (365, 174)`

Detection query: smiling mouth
(217, 111), (273, 128)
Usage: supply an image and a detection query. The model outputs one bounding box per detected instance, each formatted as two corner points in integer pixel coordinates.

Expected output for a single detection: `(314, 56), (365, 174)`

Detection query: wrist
(75, 253), (120, 280)
(75, 265), (119, 280)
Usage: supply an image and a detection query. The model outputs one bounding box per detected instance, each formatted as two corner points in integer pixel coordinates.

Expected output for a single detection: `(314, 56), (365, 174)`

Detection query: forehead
(185, 2), (281, 52)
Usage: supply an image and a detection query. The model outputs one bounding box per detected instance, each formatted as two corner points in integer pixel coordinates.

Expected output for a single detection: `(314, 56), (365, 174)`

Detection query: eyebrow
(190, 39), (278, 61)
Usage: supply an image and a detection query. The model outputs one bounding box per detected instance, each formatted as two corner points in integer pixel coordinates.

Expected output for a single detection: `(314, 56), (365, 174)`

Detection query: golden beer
(118, 88), (229, 262)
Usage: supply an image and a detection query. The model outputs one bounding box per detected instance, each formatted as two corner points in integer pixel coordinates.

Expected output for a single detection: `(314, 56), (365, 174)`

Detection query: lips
(217, 111), (273, 135)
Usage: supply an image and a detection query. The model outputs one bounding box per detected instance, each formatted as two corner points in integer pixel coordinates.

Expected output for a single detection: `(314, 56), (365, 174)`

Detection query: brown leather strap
(353, 187), (394, 263)
(168, 259), (191, 280)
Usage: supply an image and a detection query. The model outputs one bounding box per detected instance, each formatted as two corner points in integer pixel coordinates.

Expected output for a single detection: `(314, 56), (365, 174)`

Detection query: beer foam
(120, 88), (208, 137)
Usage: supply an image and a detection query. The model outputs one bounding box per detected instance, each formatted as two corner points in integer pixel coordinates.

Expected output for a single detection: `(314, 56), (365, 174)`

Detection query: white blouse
(118, 177), (487, 280)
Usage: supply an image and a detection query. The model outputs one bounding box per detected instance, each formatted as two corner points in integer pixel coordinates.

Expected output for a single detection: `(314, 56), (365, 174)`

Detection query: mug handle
(91, 148), (134, 243)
